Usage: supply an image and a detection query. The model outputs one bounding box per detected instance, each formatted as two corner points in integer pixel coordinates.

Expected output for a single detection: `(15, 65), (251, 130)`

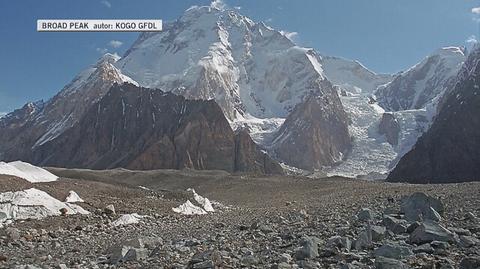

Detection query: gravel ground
(0, 169), (479, 268)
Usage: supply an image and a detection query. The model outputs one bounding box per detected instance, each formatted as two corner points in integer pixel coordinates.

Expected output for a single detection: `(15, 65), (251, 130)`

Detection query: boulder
(383, 216), (407, 234)
(375, 256), (410, 269)
(413, 243), (434, 254)
(371, 226), (387, 241)
(354, 229), (373, 250)
(295, 236), (320, 260)
(458, 235), (480, 248)
(104, 205), (115, 215)
(327, 236), (352, 251)
(106, 237), (154, 264)
(409, 221), (454, 244)
(357, 208), (375, 222)
(374, 243), (414, 259)
(460, 256), (480, 269)
(400, 192), (444, 222)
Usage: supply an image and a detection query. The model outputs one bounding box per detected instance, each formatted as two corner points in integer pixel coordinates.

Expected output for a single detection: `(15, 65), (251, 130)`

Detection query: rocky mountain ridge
(30, 83), (283, 174)
(388, 46), (480, 183)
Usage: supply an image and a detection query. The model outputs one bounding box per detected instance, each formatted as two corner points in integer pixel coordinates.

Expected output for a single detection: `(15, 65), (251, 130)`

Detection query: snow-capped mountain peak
(375, 46), (466, 111)
(116, 6), (330, 121)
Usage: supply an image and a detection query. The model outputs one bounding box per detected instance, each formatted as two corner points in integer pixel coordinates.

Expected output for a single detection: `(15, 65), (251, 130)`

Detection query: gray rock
(449, 227), (472, 236)
(437, 259), (455, 269)
(279, 253), (292, 263)
(123, 247), (149, 262)
(375, 256), (410, 269)
(430, 240), (450, 250)
(383, 216), (407, 234)
(295, 236), (319, 260)
(5, 227), (20, 241)
(409, 221), (455, 244)
(107, 238), (149, 264)
(371, 225), (387, 241)
(341, 264), (359, 269)
(192, 260), (214, 269)
(357, 208), (375, 222)
(354, 229), (372, 250)
(296, 260), (320, 269)
(400, 193), (444, 222)
(465, 212), (477, 221)
(273, 262), (292, 269)
(458, 235), (480, 248)
(15, 266), (42, 269)
(406, 222), (421, 234)
(327, 236), (352, 251)
(459, 256), (480, 269)
(374, 243), (413, 259)
(413, 243), (434, 254)
(104, 204), (115, 215)
(241, 255), (259, 266)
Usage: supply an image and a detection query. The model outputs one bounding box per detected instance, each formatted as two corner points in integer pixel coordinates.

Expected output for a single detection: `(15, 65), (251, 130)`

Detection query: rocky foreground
(0, 169), (479, 269)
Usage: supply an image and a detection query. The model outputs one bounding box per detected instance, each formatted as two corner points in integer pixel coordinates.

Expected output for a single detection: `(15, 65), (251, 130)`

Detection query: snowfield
(0, 161), (58, 183)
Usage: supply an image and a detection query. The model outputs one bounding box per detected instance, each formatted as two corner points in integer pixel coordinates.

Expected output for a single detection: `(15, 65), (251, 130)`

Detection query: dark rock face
(272, 87), (351, 170)
(31, 84), (282, 174)
(234, 129), (284, 175)
(388, 47), (480, 183)
(378, 113), (400, 146)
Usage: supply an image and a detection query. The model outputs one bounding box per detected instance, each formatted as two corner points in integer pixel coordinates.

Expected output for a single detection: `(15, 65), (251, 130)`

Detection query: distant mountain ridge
(0, 4), (470, 177)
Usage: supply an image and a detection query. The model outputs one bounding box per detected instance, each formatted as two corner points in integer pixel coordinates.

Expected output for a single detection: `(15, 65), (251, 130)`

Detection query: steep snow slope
(375, 47), (466, 111)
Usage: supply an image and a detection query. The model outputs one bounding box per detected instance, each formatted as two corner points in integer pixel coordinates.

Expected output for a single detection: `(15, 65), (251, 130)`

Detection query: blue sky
(0, 0), (479, 113)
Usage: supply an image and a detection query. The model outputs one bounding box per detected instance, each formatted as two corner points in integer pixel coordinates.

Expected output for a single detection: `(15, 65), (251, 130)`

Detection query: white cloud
(96, 47), (108, 54)
(101, 0), (111, 8)
(210, 0), (226, 10)
(234, 6), (241, 10)
(108, 40), (123, 48)
(472, 7), (480, 14)
(266, 18), (274, 23)
(466, 35), (478, 44)
(280, 30), (299, 42)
